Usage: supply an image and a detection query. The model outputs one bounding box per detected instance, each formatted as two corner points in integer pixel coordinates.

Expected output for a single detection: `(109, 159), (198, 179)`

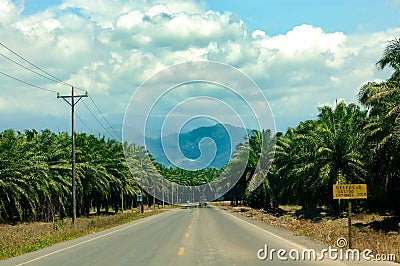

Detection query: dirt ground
(212, 202), (400, 263)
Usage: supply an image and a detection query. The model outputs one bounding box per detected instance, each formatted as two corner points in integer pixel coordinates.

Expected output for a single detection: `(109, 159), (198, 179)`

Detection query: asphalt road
(0, 207), (392, 266)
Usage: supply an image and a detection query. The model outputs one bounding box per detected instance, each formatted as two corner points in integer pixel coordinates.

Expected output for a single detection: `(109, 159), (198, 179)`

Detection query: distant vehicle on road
(199, 196), (207, 207)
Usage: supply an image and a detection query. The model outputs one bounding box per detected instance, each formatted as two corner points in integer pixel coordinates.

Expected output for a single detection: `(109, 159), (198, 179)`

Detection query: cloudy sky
(1, 0), (400, 140)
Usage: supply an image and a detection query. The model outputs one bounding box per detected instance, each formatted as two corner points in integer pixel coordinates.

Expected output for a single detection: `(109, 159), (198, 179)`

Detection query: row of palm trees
(271, 102), (369, 212)
(0, 129), (148, 223)
(156, 164), (221, 187)
(1, 38), (399, 223)
(0, 128), (226, 223)
(228, 38), (400, 215)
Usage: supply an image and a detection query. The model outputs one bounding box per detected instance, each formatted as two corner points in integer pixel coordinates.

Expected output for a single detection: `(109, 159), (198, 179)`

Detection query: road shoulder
(210, 205), (397, 265)
(0, 208), (180, 266)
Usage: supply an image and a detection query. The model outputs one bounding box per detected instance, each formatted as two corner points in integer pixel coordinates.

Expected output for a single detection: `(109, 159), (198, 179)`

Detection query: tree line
(0, 130), (145, 223)
(1, 38), (399, 223)
(0, 128), (223, 223)
(230, 38), (400, 216)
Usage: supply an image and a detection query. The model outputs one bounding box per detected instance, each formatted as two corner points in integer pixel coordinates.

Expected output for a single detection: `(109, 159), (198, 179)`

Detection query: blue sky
(20, 1), (400, 34)
(19, 0), (62, 14)
(1, 0), (400, 139)
(206, 0), (400, 34)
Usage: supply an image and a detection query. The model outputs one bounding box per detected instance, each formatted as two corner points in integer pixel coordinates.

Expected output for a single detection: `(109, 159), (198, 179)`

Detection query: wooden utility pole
(348, 200), (352, 248)
(58, 87), (88, 224)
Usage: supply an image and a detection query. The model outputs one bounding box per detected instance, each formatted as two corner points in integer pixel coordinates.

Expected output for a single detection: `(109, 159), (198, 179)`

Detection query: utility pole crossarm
(57, 91), (88, 103)
(57, 86), (88, 225)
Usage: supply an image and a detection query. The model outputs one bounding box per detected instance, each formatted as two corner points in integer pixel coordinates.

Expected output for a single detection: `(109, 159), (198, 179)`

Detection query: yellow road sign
(333, 184), (367, 199)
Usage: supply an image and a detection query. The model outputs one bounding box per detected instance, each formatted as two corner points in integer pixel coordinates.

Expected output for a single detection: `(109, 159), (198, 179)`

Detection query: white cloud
(255, 24), (347, 57)
(116, 10), (144, 30)
(0, 0), (21, 24)
(145, 4), (173, 17)
(0, 0), (399, 134)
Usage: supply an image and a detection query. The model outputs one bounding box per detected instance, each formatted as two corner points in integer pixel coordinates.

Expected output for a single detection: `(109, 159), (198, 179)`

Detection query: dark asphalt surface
(2, 206), (390, 266)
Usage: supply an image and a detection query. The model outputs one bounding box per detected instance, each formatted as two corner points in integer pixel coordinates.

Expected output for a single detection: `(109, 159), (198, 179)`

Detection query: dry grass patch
(0, 207), (171, 260)
(215, 203), (400, 263)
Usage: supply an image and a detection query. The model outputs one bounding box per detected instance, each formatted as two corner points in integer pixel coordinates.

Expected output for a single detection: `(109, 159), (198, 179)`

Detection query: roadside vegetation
(0, 38), (399, 259)
(0, 131), (146, 223)
(227, 38), (400, 217)
(216, 202), (400, 263)
(0, 129), (222, 224)
(215, 38), (400, 263)
(0, 207), (169, 260)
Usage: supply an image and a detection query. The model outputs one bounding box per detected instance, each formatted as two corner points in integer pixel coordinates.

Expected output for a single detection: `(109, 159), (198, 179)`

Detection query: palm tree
(274, 102), (367, 212)
(360, 38), (400, 136)
(377, 38), (400, 81)
(315, 103), (367, 184)
(357, 39), (400, 212)
(243, 129), (275, 209)
(274, 121), (323, 209)
(0, 130), (56, 222)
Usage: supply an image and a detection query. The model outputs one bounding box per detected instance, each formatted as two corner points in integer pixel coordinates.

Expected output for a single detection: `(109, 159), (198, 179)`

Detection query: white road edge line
(16, 210), (177, 266)
(220, 208), (350, 265)
(221, 208), (306, 250)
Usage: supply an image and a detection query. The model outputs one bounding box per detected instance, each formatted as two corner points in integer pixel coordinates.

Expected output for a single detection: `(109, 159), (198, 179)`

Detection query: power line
(75, 112), (96, 135)
(88, 95), (121, 140)
(0, 42), (72, 88)
(0, 42), (120, 140)
(71, 85), (86, 92)
(73, 87), (120, 140)
(0, 70), (57, 93)
(0, 68), (119, 140)
(81, 100), (121, 141)
(0, 42), (86, 92)
(0, 53), (62, 85)
(0, 43), (66, 85)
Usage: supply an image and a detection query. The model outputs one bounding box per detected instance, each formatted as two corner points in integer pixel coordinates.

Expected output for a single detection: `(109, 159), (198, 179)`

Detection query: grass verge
(214, 203), (400, 263)
(0, 207), (171, 260)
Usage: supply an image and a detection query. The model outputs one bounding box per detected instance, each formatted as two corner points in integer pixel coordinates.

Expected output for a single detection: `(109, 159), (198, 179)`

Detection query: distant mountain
(145, 124), (252, 169)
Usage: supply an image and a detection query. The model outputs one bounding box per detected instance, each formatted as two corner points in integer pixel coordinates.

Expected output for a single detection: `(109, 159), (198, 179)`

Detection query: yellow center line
(178, 247), (185, 256)
(185, 233), (190, 238)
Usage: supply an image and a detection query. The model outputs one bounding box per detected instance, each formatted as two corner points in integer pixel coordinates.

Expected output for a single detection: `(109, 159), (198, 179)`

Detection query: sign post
(348, 200), (351, 248)
(333, 184), (367, 249)
(137, 192), (143, 202)
(137, 192), (144, 213)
